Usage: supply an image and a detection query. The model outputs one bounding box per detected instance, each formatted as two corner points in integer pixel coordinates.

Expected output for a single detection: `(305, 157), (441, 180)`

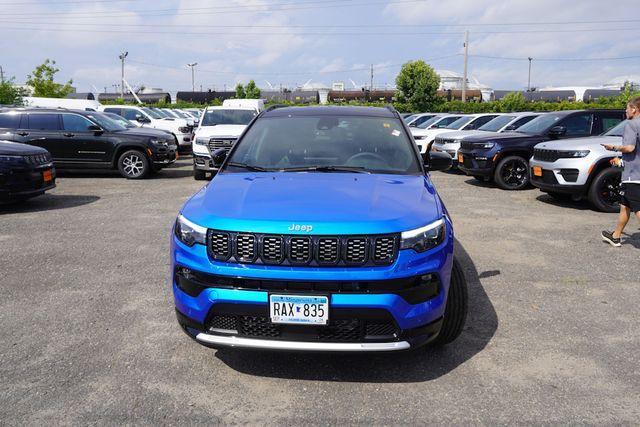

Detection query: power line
(0, 0), (421, 17)
(468, 54), (640, 62)
(0, 0), (141, 4)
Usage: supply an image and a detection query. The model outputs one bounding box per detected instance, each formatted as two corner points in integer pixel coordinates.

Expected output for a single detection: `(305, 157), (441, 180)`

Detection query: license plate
(458, 153), (463, 163)
(42, 169), (53, 182)
(269, 294), (329, 325)
(533, 166), (542, 177)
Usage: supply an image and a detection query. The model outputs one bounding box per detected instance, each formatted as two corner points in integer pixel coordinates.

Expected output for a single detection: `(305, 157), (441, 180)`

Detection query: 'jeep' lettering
(288, 224), (313, 232)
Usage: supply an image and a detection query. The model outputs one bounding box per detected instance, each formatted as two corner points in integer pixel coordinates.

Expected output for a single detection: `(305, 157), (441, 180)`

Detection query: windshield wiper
(226, 162), (270, 172)
(280, 165), (371, 174)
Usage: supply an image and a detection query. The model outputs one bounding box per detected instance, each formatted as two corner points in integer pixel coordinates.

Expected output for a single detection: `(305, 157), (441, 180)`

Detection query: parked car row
(405, 109), (626, 212)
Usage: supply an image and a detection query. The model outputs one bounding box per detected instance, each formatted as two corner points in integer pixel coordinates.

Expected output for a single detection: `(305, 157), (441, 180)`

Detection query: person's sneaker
(601, 230), (621, 247)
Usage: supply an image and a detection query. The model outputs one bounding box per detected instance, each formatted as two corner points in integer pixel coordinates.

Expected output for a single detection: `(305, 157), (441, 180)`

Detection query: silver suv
(529, 120), (626, 212)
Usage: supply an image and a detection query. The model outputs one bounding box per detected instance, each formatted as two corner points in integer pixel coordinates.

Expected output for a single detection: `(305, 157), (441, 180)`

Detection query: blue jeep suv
(171, 106), (467, 352)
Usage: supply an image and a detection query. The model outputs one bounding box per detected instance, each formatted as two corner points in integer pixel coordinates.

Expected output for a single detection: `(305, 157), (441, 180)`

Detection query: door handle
(17, 131), (29, 136)
(63, 133), (75, 137)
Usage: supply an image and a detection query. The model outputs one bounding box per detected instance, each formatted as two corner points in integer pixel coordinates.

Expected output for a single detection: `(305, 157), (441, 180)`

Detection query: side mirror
(548, 125), (567, 138)
(504, 124), (517, 131)
(136, 115), (150, 124)
(211, 148), (227, 167)
(88, 124), (103, 134)
(423, 151), (452, 172)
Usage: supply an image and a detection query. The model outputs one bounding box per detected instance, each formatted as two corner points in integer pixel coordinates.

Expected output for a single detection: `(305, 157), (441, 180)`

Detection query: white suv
(529, 120), (626, 212)
(192, 106), (259, 180)
(411, 113), (500, 153)
(100, 105), (193, 150)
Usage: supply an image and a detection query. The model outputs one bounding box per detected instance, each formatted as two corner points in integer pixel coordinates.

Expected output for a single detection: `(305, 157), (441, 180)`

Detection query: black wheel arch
(492, 149), (532, 172)
(585, 156), (618, 188)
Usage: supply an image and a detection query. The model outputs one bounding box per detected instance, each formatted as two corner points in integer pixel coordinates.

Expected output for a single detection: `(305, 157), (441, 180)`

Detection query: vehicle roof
(0, 107), (91, 114)
(205, 106), (258, 111)
(262, 105), (397, 118)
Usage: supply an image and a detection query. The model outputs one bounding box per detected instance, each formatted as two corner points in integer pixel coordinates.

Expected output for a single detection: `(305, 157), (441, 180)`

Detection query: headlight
(149, 138), (168, 146)
(567, 150), (590, 158)
(174, 214), (207, 246)
(195, 137), (209, 145)
(400, 218), (446, 253)
(178, 126), (190, 133)
(414, 135), (425, 140)
(479, 142), (495, 149)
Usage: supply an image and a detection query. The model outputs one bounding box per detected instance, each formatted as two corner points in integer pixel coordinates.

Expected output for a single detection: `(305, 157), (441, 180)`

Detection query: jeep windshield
(445, 116), (474, 130)
(226, 115), (421, 175)
(86, 112), (128, 132)
(201, 109), (257, 126)
(515, 113), (564, 134)
(603, 120), (626, 136)
(141, 107), (163, 120)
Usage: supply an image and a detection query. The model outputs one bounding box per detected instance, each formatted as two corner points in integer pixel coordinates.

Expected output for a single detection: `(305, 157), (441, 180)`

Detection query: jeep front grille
(206, 230), (398, 266)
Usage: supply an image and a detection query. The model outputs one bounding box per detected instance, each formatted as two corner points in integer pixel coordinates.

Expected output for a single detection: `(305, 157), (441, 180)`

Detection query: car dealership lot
(1, 158), (638, 424)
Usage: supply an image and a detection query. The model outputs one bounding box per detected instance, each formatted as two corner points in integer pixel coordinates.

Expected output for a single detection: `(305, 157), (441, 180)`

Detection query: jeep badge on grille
(288, 224), (313, 232)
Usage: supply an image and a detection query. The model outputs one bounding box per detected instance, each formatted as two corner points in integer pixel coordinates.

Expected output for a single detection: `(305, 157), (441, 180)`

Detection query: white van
(22, 97), (101, 111)
(222, 98), (264, 112)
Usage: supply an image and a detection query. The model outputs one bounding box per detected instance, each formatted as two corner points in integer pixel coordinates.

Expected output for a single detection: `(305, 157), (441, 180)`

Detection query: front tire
(117, 150), (150, 179)
(431, 259), (468, 346)
(494, 155), (530, 190)
(588, 167), (621, 213)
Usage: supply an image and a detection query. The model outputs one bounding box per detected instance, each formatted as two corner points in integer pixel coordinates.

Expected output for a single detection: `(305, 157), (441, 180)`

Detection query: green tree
(395, 60), (441, 112)
(499, 91), (527, 112)
(0, 77), (24, 105)
(245, 79), (261, 98)
(26, 59), (74, 98)
(235, 83), (246, 99)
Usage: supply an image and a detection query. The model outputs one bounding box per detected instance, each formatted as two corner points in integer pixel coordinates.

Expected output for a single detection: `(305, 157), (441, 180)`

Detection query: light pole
(527, 57), (533, 92)
(187, 62), (198, 92)
(462, 30), (469, 103)
(119, 51), (128, 98)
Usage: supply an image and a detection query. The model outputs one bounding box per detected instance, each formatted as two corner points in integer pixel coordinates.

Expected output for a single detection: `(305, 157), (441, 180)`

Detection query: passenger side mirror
(504, 124), (518, 131)
(136, 115), (150, 124)
(548, 125), (567, 138)
(423, 151), (452, 172)
(211, 148), (227, 167)
(87, 124), (103, 134)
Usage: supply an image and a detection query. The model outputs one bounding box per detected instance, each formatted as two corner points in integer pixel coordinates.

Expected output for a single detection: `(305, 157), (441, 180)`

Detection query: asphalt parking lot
(1, 157), (639, 424)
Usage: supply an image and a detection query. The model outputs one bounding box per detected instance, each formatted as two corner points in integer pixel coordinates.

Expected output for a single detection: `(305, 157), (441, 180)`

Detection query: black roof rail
(384, 104), (401, 119)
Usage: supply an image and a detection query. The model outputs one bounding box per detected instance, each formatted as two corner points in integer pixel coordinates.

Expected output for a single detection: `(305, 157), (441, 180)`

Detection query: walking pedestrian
(601, 96), (640, 247)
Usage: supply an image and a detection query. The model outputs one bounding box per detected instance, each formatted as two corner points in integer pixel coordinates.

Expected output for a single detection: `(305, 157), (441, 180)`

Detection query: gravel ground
(1, 158), (639, 424)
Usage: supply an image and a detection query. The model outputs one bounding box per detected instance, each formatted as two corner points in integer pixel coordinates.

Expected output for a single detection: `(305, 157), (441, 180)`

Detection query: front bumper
(0, 164), (56, 201)
(175, 132), (192, 146)
(529, 158), (590, 195)
(193, 154), (217, 172)
(152, 145), (178, 167)
(170, 221), (454, 352)
(458, 151), (495, 177)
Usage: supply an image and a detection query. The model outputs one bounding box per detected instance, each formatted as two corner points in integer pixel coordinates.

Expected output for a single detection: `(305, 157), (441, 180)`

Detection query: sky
(0, 0), (639, 94)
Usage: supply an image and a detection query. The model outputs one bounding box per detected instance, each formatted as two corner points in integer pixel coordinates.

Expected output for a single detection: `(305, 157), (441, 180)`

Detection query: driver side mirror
(548, 125), (567, 138)
(211, 148), (227, 167)
(136, 115), (151, 124)
(423, 151), (452, 172)
(504, 124), (518, 131)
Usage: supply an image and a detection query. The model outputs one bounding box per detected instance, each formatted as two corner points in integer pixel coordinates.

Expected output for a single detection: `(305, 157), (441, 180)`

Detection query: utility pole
(119, 51), (128, 98)
(187, 62), (198, 92)
(462, 30), (469, 103)
(0, 65), (4, 83)
(527, 57), (533, 92)
(103, 86), (107, 94)
(370, 64), (374, 91)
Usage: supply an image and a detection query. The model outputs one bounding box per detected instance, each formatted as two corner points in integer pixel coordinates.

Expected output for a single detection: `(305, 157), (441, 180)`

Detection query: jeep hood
(195, 125), (247, 139)
(535, 135), (621, 151)
(0, 140), (48, 155)
(181, 173), (443, 235)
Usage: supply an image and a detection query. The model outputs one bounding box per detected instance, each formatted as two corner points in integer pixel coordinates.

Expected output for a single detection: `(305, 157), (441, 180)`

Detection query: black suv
(0, 109), (178, 179)
(1, 140), (55, 203)
(457, 110), (624, 190)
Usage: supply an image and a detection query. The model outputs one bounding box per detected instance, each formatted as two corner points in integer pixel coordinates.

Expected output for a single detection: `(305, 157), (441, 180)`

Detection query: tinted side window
(510, 116), (536, 129)
(0, 113), (21, 129)
(123, 109), (141, 120)
(62, 114), (95, 132)
(103, 108), (122, 115)
(28, 114), (60, 131)
(464, 115), (497, 130)
(598, 113), (623, 133)
(560, 113), (592, 137)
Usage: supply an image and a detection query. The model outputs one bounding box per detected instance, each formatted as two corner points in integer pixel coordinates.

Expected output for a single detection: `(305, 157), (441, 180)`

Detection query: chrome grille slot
(208, 232), (230, 260)
(262, 236), (284, 263)
(235, 234), (256, 262)
(344, 238), (368, 264)
(289, 237), (312, 264)
(317, 238), (339, 264)
(373, 237), (396, 263)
